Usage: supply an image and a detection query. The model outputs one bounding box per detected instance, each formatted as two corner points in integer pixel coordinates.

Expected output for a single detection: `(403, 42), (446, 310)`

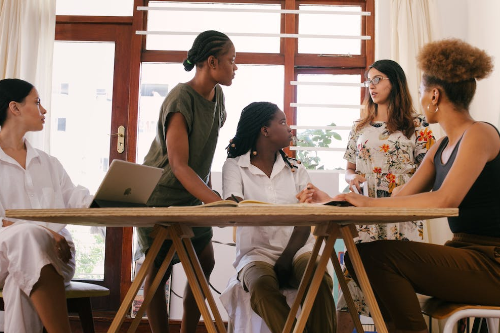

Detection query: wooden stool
(422, 297), (500, 333)
(0, 281), (110, 333)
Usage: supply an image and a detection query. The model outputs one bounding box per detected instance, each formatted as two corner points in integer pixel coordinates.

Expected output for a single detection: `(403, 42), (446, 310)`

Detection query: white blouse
(222, 151), (315, 273)
(0, 139), (93, 232)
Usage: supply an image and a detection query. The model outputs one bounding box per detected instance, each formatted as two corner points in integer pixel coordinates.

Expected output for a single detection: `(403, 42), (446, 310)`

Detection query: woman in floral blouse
(338, 59), (435, 333)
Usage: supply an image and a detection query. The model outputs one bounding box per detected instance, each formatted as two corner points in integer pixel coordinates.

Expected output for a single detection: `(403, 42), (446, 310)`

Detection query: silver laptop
(91, 160), (163, 208)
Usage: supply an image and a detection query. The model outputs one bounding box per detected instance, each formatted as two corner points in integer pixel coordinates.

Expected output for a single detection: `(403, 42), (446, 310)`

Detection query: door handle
(111, 126), (125, 154)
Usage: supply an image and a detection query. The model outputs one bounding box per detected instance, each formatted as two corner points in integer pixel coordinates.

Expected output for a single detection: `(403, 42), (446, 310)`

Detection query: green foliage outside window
(295, 123), (342, 170)
(74, 233), (105, 279)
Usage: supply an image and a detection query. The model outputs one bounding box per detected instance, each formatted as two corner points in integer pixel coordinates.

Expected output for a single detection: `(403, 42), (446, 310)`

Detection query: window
(294, 73), (363, 171)
(139, 0), (374, 173)
(298, 5), (364, 55)
(144, 2), (281, 53)
(56, 0), (134, 16)
(57, 118), (67, 131)
(137, 64), (284, 170)
(51, 41), (115, 281)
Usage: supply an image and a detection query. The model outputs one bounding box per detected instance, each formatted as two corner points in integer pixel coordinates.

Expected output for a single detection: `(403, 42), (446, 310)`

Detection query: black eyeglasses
(363, 76), (389, 87)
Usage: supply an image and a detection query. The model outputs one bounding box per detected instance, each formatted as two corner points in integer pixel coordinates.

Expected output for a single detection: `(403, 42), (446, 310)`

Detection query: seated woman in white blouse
(0, 78), (93, 333)
(222, 102), (335, 333)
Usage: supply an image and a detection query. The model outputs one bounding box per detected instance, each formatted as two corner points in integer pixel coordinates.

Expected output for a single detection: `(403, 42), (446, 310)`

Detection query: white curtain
(390, 0), (443, 138)
(390, 0), (451, 245)
(0, 0), (56, 151)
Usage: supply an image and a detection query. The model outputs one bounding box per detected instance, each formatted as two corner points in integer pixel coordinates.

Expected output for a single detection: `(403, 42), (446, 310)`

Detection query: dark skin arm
(274, 226), (311, 288)
(166, 112), (221, 204)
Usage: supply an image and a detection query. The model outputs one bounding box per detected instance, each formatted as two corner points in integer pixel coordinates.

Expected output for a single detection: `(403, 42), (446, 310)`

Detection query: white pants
(0, 224), (75, 333)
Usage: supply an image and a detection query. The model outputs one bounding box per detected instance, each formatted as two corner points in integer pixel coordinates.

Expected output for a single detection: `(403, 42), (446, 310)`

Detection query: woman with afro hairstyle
(136, 30), (237, 333)
(221, 102), (334, 333)
(299, 39), (499, 333)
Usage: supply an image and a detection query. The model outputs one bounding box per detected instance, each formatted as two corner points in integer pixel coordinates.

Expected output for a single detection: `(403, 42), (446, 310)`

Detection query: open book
(201, 199), (354, 208)
(200, 200), (271, 208)
(322, 200), (353, 207)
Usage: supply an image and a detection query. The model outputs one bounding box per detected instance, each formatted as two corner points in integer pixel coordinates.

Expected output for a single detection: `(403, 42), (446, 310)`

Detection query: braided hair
(227, 102), (299, 172)
(0, 79), (34, 127)
(183, 30), (232, 72)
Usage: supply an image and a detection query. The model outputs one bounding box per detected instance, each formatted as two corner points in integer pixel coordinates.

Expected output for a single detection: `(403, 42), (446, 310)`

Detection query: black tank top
(433, 123), (500, 237)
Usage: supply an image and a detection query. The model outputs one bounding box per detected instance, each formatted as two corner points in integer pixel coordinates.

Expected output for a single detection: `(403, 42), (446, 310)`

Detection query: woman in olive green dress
(136, 30), (238, 333)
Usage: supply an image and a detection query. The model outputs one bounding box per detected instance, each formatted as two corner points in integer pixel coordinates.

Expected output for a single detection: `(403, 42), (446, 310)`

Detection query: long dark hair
(226, 102), (297, 171)
(0, 78), (34, 126)
(183, 30), (232, 72)
(357, 60), (416, 138)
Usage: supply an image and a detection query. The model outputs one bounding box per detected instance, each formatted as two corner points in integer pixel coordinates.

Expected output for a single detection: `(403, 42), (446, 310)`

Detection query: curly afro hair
(417, 38), (493, 82)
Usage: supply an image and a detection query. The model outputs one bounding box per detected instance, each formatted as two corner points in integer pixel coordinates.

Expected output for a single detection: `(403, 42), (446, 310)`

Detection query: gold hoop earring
(252, 150), (257, 156)
(427, 103), (439, 113)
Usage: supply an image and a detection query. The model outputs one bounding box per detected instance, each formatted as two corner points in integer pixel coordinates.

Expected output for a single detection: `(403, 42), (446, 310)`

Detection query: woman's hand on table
(337, 192), (374, 207)
(296, 183), (332, 203)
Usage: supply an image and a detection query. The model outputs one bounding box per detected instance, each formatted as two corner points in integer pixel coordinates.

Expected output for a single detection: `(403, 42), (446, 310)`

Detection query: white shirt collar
(25, 139), (40, 167)
(0, 138), (40, 168)
(236, 150), (287, 179)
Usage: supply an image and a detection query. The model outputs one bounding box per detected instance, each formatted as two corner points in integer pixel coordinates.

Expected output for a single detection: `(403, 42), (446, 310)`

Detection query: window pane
(298, 5), (362, 55)
(146, 2), (281, 53)
(56, 0), (133, 16)
(137, 64), (284, 172)
(296, 74), (362, 126)
(51, 42), (115, 280)
(294, 74), (362, 171)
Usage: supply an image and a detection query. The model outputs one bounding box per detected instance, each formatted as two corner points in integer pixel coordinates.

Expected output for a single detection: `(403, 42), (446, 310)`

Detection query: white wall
(376, 0), (500, 132)
(466, 1), (500, 126)
(374, 0), (391, 60)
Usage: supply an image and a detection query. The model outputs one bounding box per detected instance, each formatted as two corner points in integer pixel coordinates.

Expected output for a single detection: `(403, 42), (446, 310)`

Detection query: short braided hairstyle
(183, 30), (232, 72)
(0, 79), (34, 127)
(227, 102), (298, 171)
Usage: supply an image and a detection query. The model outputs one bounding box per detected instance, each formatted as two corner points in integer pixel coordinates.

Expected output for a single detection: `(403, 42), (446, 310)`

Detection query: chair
(0, 281), (110, 333)
(422, 297), (500, 333)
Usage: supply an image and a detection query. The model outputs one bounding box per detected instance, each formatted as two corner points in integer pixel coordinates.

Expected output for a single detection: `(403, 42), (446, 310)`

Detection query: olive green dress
(136, 83), (226, 267)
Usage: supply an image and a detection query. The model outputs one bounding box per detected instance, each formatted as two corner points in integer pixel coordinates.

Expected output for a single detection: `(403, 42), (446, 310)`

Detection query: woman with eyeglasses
(336, 59), (435, 333)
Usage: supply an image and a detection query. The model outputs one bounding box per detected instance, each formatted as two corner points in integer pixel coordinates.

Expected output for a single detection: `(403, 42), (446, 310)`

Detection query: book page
(199, 199), (272, 208)
(198, 200), (239, 208)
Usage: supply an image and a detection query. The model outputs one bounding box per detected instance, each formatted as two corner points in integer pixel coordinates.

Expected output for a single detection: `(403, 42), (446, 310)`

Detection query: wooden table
(6, 205), (458, 333)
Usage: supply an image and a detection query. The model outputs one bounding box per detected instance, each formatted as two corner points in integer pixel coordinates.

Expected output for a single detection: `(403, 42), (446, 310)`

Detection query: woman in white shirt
(0, 78), (93, 333)
(222, 102), (334, 333)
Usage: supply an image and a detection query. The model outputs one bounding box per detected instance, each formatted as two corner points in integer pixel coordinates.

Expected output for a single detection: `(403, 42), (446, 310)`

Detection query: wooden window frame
(55, 0), (374, 311)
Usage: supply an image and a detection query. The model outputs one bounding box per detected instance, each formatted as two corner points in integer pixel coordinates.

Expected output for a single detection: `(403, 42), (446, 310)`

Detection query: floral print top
(337, 114), (435, 316)
(343, 114), (435, 242)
